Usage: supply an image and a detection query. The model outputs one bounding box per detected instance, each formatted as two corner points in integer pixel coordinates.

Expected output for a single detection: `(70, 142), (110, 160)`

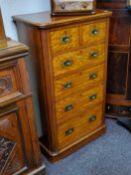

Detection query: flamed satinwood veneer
(13, 10), (112, 162)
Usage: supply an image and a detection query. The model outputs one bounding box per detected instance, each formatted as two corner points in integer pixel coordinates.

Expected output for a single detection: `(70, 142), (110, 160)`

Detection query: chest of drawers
(13, 10), (112, 162)
(0, 39), (46, 174)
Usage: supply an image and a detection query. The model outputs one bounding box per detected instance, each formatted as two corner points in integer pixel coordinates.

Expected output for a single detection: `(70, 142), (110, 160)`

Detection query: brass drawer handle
(65, 128), (74, 136)
(64, 104), (73, 112)
(91, 28), (99, 36)
(89, 94), (97, 101)
(63, 60), (73, 67)
(89, 73), (97, 80)
(90, 51), (98, 59)
(64, 82), (72, 89)
(61, 35), (71, 44)
(88, 115), (96, 123)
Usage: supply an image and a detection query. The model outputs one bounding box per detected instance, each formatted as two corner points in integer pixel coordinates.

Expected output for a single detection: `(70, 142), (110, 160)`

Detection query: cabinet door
(0, 106), (28, 175)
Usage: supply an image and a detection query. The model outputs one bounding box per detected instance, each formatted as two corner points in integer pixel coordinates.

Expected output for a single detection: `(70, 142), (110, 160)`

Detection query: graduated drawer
(54, 64), (105, 100)
(81, 20), (107, 45)
(49, 26), (79, 54)
(53, 44), (106, 77)
(55, 84), (104, 124)
(57, 104), (103, 149)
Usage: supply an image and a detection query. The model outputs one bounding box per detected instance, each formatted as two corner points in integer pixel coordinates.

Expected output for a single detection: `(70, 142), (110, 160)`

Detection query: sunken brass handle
(89, 73), (97, 80)
(64, 82), (72, 89)
(88, 115), (96, 123)
(90, 52), (98, 59)
(65, 128), (74, 136)
(89, 94), (97, 100)
(63, 60), (73, 67)
(64, 104), (73, 112)
(91, 28), (99, 36)
(61, 35), (71, 44)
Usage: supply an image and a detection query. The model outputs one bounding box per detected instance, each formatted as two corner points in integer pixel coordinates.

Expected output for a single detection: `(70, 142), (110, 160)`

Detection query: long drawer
(53, 43), (106, 77)
(57, 104), (103, 149)
(54, 64), (105, 100)
(55, 84), (104, 124)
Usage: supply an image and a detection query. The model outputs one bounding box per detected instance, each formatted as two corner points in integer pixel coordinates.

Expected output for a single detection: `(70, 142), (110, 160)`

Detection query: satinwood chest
(13, 10), (112, 162)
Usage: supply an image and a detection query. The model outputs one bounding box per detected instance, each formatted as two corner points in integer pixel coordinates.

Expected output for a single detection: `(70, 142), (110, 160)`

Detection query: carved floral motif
(0, 76), (12, 95)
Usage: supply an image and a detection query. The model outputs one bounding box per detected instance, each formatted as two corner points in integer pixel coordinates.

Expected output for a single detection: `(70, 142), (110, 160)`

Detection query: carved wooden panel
(0, 76), (13, 95)
(0, 66), (17, 97)
(0, 62), (23, 98)
(0, 110), (27, 174)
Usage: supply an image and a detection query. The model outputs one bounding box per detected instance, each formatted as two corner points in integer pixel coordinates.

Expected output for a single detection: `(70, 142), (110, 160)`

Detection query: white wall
(0, 0), (50, 40)
(0, 0), (51, 136)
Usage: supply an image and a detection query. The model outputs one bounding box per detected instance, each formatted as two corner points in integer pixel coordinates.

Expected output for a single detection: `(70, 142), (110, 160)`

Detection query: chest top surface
(13, 9), (112, 29)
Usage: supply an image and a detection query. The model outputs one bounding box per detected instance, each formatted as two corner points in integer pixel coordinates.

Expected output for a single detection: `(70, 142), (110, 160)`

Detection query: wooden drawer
(56, 84), (104, 124)
(81, 20), (107, 45)
(53, 44), (105, 77)
(54, 64), (105, 100)
(56, 93), (81, 123)
(53, 50), (81, 76)
(54, 71), (81, 99)
(81, 64), (105, 87)
(57, 104), (103, 149)
(81, 44), (106, 66)
(49, 26), (79, 54)
(81, 85), (104, 110)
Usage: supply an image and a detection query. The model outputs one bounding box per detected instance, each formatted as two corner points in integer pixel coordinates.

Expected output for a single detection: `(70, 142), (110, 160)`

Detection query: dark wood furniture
(0, 38), (46, 174)
(97, 0), (131, 117)
(13, 10), (112, 162)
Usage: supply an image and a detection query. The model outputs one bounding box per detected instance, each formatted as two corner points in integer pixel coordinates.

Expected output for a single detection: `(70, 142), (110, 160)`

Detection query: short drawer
(81, 44), (106, 66)
(57, 104), (103, 149)
(49, 26), (79, 54)
(53, 50), (81, 76)
(54, 72), (81, 99)
(55, 93), (80, 123)
(55, 84), (104, 124)
(81, 64), (105, 86)
(80, 85), (104, 110)
(54, 64), (105, 100)
(81, 20), (107, 45)
(79, 104), (103, 136)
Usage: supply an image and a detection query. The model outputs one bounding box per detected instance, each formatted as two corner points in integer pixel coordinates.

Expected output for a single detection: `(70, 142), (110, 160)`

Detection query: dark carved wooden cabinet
(0, 39), (46, 174)
(97, 0), (131, 117)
